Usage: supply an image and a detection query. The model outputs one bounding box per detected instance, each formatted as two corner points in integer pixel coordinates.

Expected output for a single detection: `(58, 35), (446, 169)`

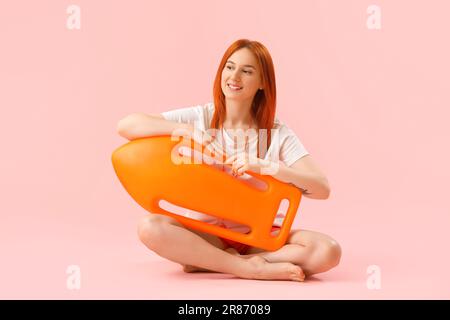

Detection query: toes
(285, 264), (305, 282)
(291, 275), (304, 282)
(291, 266), (305, 281)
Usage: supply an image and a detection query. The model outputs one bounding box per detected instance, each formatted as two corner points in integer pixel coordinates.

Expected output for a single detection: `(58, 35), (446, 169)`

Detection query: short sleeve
(161, 102), (214, 131)
(278, 125), (309, 167)
(161, 105), (201, 124)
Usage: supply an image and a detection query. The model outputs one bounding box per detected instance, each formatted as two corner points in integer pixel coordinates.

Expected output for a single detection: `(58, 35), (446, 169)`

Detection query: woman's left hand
(224, 153), (262, 177)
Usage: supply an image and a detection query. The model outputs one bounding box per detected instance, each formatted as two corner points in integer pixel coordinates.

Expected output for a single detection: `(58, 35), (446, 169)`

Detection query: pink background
(1, 0), (449, 299)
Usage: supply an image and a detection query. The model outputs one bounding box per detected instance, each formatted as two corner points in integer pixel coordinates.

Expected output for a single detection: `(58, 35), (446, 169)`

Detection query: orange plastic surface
(111, 135), (302, 251)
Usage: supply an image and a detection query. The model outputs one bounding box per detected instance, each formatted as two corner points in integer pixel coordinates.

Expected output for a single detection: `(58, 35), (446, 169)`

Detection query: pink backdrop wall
(1, 0), (449, 299)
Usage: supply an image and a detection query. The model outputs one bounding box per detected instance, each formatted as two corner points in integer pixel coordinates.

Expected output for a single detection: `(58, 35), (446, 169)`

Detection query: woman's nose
(230, 72), (241, 81)
(232, 69), (242, 78)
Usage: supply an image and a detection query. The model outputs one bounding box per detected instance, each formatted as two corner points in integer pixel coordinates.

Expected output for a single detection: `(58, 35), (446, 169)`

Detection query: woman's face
(221, 48), (263, 102)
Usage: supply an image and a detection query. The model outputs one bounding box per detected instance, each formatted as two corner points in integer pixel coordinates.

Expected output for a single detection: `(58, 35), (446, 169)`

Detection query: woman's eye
(225, 66), (252, 74)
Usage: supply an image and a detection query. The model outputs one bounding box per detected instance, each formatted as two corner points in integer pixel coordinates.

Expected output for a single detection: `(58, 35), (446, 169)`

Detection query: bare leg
(137, 214), (305, 281)
(183, 248), (240, 273)
(236, 229), (342, 276)
(235, 244), (314, 275)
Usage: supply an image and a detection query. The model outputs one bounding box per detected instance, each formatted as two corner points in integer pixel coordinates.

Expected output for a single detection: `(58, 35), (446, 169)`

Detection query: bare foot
(183, 249), (305, 281)
(243, 256), (305, 282)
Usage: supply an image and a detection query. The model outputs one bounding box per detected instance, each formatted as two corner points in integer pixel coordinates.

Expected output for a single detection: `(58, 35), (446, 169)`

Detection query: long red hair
(210, 39), (277, 158)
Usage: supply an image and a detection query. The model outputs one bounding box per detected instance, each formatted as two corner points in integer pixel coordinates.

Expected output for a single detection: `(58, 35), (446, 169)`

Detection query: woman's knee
(137, 214), (180, 247)
(316, 239), (342, 272)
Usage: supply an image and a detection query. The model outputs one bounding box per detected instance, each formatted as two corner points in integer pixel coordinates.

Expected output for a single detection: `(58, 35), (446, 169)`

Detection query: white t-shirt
(161, 102), (309, 230)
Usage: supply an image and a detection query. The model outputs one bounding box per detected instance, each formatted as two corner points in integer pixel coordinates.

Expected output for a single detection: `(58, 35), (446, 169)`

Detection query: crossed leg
(242, 229), (342, 277)
(138, 214), (306, 281)
(184, 228), (342, 278)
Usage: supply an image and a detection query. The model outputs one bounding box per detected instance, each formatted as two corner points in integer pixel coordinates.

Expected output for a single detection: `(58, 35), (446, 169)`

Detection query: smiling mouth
(227, 83), (243, 91)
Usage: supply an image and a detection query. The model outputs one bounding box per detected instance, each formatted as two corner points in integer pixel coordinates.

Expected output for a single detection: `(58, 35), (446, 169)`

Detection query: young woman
(117, 39), (341, 282)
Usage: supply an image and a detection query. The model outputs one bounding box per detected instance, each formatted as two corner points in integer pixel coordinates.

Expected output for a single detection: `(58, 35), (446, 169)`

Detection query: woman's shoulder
(272, 117), (292, 135)
(205, 101), (215, 115)
(202, 102), (215, 127)
(183, 101), (214, 130)
(179, 101), (214, 122)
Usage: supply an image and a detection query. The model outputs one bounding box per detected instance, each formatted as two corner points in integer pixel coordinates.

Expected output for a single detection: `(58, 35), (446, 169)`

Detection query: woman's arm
(269, 156), (331, 200)
(226, 153), (331, 200)
(117, 113), (193, 140)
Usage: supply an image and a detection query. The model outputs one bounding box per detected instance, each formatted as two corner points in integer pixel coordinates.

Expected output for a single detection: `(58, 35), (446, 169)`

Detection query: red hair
(210, 39), (277, 158)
